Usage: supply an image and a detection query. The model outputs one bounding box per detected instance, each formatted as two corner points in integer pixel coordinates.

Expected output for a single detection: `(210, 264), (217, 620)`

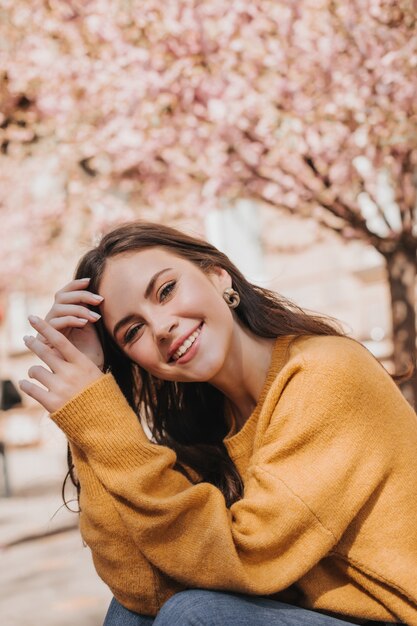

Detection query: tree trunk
(385, 250), (417, 408)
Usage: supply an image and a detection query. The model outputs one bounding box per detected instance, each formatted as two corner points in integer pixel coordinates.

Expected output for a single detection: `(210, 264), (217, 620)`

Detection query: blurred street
(0, 412), (111, 626)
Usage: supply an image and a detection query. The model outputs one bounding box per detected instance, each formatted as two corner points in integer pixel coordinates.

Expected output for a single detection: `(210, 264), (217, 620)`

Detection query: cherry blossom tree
(1, 0), (416, 400)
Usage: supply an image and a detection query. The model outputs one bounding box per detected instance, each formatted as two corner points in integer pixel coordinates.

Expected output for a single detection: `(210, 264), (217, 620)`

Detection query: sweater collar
(223, 334), (295, 455)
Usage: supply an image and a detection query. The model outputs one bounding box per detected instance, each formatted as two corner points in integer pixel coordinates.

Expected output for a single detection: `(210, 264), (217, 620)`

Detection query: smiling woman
(99, 248), (237, 384)
(19, 221), (417, 626)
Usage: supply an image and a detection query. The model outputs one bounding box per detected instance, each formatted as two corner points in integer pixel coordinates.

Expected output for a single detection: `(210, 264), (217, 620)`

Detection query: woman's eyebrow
(112, 268), (173, 339)
(113, 313), (138, 339)
(144, 268), (173, 298)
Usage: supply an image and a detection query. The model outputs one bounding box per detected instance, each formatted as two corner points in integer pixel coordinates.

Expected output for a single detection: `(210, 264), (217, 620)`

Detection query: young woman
(20, 222), (417, 626)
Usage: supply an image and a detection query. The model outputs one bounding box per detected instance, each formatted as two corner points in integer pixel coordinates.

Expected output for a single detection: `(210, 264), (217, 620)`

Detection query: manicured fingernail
(92, 294), (104, 302)
(79, 277), (91, 281)
(89, 311), (101, 320)
(28, 315), (40, 324)
(23, 335), (33, 344)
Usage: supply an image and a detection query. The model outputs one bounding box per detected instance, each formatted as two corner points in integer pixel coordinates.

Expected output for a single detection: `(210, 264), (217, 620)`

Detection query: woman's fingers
(37, 313), (89, 341)
(55, 290), (103, 306)
(27, 317), (83, 364)
(24, 334), (65, 372)
(28, 364), (55, 388)
(21, 314), (104, 413)
(51, 315), (90, 328)
(38, 279), (104, 346)
(35, 317), (88, 346)
(18, 379), (56, 413)
(48, 303), (101, 323)
(54, 278), (103, 307)
(49, 316), (89, 330)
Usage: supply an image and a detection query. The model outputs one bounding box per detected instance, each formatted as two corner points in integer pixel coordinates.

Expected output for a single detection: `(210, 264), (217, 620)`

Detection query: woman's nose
(153, 317), (177, 342)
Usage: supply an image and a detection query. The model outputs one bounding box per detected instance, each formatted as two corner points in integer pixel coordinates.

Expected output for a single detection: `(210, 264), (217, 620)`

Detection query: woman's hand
(41, 277), (104, 369)
(20, 316), (104, 413)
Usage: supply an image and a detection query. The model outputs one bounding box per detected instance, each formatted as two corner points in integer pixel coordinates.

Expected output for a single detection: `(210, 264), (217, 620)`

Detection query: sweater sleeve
(70, 444), (185, 615)
(50, 338), (410, 595)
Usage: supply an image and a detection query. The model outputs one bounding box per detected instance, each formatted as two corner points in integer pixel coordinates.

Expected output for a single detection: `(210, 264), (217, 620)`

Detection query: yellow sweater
(51, 335), (417, 623)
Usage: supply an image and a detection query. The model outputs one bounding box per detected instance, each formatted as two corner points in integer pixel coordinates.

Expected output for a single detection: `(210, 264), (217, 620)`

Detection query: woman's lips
(172, 323), (203, 365)
(168, 322), (202, 361)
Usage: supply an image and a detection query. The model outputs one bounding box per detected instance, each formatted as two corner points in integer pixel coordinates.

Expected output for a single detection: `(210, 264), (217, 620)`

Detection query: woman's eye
(124, 324), (143, 344)
(159, 280), (176, 302)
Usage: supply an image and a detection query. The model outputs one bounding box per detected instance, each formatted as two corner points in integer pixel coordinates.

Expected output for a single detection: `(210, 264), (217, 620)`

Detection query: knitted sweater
(51, 335), (417, 624)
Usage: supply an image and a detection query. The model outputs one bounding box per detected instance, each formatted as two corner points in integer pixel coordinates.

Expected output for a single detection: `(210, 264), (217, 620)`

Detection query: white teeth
(172, 327), (201, 361)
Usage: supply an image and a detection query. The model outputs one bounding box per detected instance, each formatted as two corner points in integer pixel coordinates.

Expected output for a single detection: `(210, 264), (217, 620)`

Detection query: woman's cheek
(131, 346), (148, 369)
(132, 339), (157, 371)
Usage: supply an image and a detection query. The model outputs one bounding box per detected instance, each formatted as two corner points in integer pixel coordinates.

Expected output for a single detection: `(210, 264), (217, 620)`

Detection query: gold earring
(223, 288), (240, 309)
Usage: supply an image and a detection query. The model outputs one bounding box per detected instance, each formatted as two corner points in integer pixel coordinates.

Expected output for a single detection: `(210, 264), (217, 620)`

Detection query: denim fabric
(103, 597), (153, 626)
(102, 590), (389, 625)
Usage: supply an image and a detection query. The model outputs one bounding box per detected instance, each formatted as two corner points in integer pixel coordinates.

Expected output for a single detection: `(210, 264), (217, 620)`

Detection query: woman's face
(98, 247), (236, 384)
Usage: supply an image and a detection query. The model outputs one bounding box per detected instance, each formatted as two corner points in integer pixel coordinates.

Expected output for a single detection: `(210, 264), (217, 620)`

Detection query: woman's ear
(208, 266), (232, 292)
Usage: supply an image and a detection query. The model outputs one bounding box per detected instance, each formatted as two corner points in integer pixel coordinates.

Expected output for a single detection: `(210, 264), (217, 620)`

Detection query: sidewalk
(0, 412), (111, 626)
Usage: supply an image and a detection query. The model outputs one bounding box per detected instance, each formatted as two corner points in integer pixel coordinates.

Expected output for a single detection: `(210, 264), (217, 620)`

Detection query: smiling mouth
(170, 323), (203, 362)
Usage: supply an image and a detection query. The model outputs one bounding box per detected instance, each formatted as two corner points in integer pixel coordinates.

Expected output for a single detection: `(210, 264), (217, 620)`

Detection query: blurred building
(205, 201), (392, 370)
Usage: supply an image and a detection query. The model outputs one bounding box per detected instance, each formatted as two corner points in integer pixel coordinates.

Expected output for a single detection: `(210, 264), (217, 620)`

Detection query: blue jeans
(103, 590), (377, 625)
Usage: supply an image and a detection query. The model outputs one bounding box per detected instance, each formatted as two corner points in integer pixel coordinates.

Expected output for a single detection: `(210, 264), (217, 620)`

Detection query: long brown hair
(65, 221), (345, 508)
